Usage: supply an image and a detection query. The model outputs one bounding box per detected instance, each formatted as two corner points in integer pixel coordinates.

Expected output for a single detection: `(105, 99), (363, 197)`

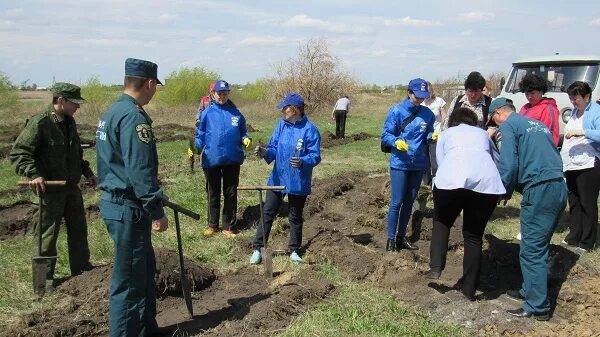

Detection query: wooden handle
(18, 180), (67, 186)
(237, 186), (286, 191)
(163, 200), (201, 220)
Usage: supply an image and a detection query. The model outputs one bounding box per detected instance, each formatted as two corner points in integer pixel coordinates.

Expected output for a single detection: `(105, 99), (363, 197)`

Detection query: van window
(504, 63), (599, 93)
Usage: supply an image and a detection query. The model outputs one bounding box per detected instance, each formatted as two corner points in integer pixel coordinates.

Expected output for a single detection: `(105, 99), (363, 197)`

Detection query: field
(0, 90), (599, 336)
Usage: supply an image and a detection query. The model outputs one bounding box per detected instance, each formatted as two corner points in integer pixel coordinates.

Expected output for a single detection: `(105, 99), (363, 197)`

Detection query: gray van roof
(514, 55), (600, 64)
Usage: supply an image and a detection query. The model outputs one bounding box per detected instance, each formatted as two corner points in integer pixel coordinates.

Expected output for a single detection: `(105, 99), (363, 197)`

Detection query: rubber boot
(386, 239), (396, 252)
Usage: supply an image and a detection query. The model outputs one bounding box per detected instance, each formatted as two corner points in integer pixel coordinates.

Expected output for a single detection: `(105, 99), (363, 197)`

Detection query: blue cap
(489, 97), (514, 113)
(125, 58), (162, 85)
(408, 78), (430, 99)
(214, 80), (230, 92)
(276, 93), (305, 109)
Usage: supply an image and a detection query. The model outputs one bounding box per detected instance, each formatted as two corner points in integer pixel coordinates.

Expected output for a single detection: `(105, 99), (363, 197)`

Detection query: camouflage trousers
(32, 186), (90, 280)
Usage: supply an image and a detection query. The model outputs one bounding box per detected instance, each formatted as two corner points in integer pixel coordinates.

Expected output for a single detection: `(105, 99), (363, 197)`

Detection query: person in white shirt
(331, 95), (350, 139)
(421, 82), (446, 185)
(425, 107), (506, 301)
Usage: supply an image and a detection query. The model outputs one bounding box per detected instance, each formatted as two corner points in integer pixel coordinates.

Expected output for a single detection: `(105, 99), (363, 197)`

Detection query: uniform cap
(408, 78), (431, 99)
(276, 93), (305, 109)
(125, 58), (162, 85)
(489, 97), (514, 113)
(51, 82), (86, 104)
(214, 80), (230, 92)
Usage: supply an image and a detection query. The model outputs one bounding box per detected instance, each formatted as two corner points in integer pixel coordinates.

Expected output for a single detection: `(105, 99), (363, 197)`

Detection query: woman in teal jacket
(195, 80), (251, 237)
(251, 93), (321, 263)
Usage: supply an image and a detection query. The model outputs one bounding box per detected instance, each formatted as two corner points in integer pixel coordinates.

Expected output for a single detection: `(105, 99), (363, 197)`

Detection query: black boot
(386, 239), (396, 252)
(396, 236), (418, 250)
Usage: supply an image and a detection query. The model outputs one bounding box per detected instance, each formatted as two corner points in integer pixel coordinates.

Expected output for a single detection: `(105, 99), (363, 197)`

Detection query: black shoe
(148, 326), (177, 337)
(424, 269), (441, 279)
(396, 237), (418, 250)
(506, 289), (524, 301)
(386, 239), (396, 252)
(506, 308), (550, 321)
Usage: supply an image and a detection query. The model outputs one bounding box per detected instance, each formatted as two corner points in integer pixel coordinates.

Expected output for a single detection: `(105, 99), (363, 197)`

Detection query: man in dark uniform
(10, 83), (96, 292)
(96, 58), (169, 337)
(489, 97), (567, 321)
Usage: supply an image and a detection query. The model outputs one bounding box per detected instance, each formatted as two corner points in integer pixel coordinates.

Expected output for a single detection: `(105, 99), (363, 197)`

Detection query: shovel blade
(261, 247), (273, 278)
(181, 275), (194, 319)
(32, 256), (55, 297)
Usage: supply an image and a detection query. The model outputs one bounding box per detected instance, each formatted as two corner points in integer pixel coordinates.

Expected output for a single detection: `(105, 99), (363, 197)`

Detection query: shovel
(18, 180), (66, 296)
(238, 185), (286, 278)
(163, 200), (200, 319)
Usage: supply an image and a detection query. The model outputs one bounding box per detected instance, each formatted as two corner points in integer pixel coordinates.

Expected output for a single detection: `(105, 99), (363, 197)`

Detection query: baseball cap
(489, 97), (514, 113)
(125, 58), (163, 85)
(276, 93), (305, 109)
(51, 83), (86, 104)
(214, 80), (230, 92)
(408, 78), (431, 99)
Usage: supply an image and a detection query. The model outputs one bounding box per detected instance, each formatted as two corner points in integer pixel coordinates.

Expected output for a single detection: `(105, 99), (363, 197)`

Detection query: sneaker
(222, 229), (237, 238)
(250, 250), (261, 264)
(290, 251), (302, 263)
(203, 226), (217, 237)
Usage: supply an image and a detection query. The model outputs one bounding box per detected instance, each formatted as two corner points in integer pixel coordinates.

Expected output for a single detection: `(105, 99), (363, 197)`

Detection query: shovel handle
(163, 200), (200, 220)
(237, 186), (285, 191)
(18, 180), (67, 186)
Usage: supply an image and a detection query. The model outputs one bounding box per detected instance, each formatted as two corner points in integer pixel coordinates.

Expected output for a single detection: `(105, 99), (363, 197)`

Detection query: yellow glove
(395, 139), (409, 151)
(242, 137), (252, 148)
(432, 131), (440, 141)
(187, 147), (194, 158)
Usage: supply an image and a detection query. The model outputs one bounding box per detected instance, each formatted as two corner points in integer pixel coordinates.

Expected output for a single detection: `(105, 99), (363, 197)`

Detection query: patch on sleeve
(135, 123), (154, 143)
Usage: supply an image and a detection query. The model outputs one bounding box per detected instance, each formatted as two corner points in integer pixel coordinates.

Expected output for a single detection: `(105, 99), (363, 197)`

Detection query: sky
(1, 0), (599, 87)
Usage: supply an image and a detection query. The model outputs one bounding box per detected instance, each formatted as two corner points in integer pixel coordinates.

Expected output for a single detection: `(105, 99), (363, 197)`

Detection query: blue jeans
(519, 179), (567, 313)
(386, 168), (424, 240)
(100, 199), (158, 337)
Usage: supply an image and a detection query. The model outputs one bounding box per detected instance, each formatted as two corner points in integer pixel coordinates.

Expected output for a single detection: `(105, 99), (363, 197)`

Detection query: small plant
(0, 72), (19, 112)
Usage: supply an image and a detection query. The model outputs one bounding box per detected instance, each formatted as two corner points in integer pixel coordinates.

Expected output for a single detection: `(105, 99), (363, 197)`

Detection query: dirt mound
(154, 248), (216, 297)
(304, 171), (368, 216)
(153, 124), (195, 143)
(0, 201), (34, 240)
(320, 131), (376, 148)
(0, 145), (11, 159)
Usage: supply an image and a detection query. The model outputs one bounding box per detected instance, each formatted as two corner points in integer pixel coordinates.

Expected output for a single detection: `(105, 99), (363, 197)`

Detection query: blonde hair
(426, 82), (436, 99)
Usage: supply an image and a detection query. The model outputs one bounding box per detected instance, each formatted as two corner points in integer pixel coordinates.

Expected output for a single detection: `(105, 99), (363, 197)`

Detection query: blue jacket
(497, 112), (563, 197)
(579, 101), (600, 147)
(96, 94), (165, 220)
(381, 98), (435, 170)
(264, 115), (321, 195)
(195, 101), (249, 168)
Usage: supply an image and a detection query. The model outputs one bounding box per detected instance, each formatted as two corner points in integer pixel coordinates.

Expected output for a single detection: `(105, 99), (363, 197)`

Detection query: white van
(499, 55), (600, 138)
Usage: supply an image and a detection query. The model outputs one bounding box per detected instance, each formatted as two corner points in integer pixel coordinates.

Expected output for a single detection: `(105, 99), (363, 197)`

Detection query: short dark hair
(566, 81), (592, 98)
(518, 74), (548, 94)
(464, 71), (486, 91)
(124, 76), (149, 90)
(52, 96), (59, 104)
(448, 107), (478, 127)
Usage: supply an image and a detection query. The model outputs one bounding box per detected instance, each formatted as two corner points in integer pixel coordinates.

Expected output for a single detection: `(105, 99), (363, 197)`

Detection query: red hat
(209, 82), (216, 91)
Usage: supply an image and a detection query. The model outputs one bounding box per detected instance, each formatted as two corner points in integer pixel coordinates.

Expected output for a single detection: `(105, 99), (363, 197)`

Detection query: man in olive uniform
(96, 58), (169, 337)
(10, 83), (96, 291)
(489, 97), (567, 321)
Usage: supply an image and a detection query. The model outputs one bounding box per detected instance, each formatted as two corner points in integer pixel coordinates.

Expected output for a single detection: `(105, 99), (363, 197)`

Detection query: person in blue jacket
(381, 78), (435, 252)
(489, 97), (567, 321)
(251, 93), (321, 264)
(195, 80), (251, 237)
(96, 58), (171, 337)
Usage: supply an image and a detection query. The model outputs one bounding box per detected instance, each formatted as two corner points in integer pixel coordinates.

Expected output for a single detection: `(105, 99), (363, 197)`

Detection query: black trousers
(423, 141), (437, 186)
(203, 165), (240, 230)
(430, 188), (498, 297)
(565, 160), (600, 250)
(253, 190), (307, 252)
(334, 110), (347, 139)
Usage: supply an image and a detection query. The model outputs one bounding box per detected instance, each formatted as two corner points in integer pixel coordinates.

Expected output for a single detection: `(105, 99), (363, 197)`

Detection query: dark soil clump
(0, 201), (34, 240)
(320, 131), (376, 148)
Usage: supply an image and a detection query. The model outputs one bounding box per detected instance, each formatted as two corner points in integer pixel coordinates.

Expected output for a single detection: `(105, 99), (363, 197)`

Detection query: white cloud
(0, 20), (15, 29)
(239, 36), (291, 46)
(548, 17), (573, 25)
(83, 38), (157, 47)
(383, 16), (442, 27)
(2, 8), (24, 18)
(456, 12), (495, 23)
(460, 30), (473, 36)
(347, 47), (388, 57)
(157, 14), (177, 24)
(284, 14), (330, 29)
(590, 18), (600, 27)
(204, 36), (225, 44)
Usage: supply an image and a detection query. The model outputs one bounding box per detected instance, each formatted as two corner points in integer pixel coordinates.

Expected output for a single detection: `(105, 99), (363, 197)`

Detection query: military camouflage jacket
(10, 106), (94, 186)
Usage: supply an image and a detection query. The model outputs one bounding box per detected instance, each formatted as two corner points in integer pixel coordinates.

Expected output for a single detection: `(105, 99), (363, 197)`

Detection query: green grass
(281, 264), (463, 337)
